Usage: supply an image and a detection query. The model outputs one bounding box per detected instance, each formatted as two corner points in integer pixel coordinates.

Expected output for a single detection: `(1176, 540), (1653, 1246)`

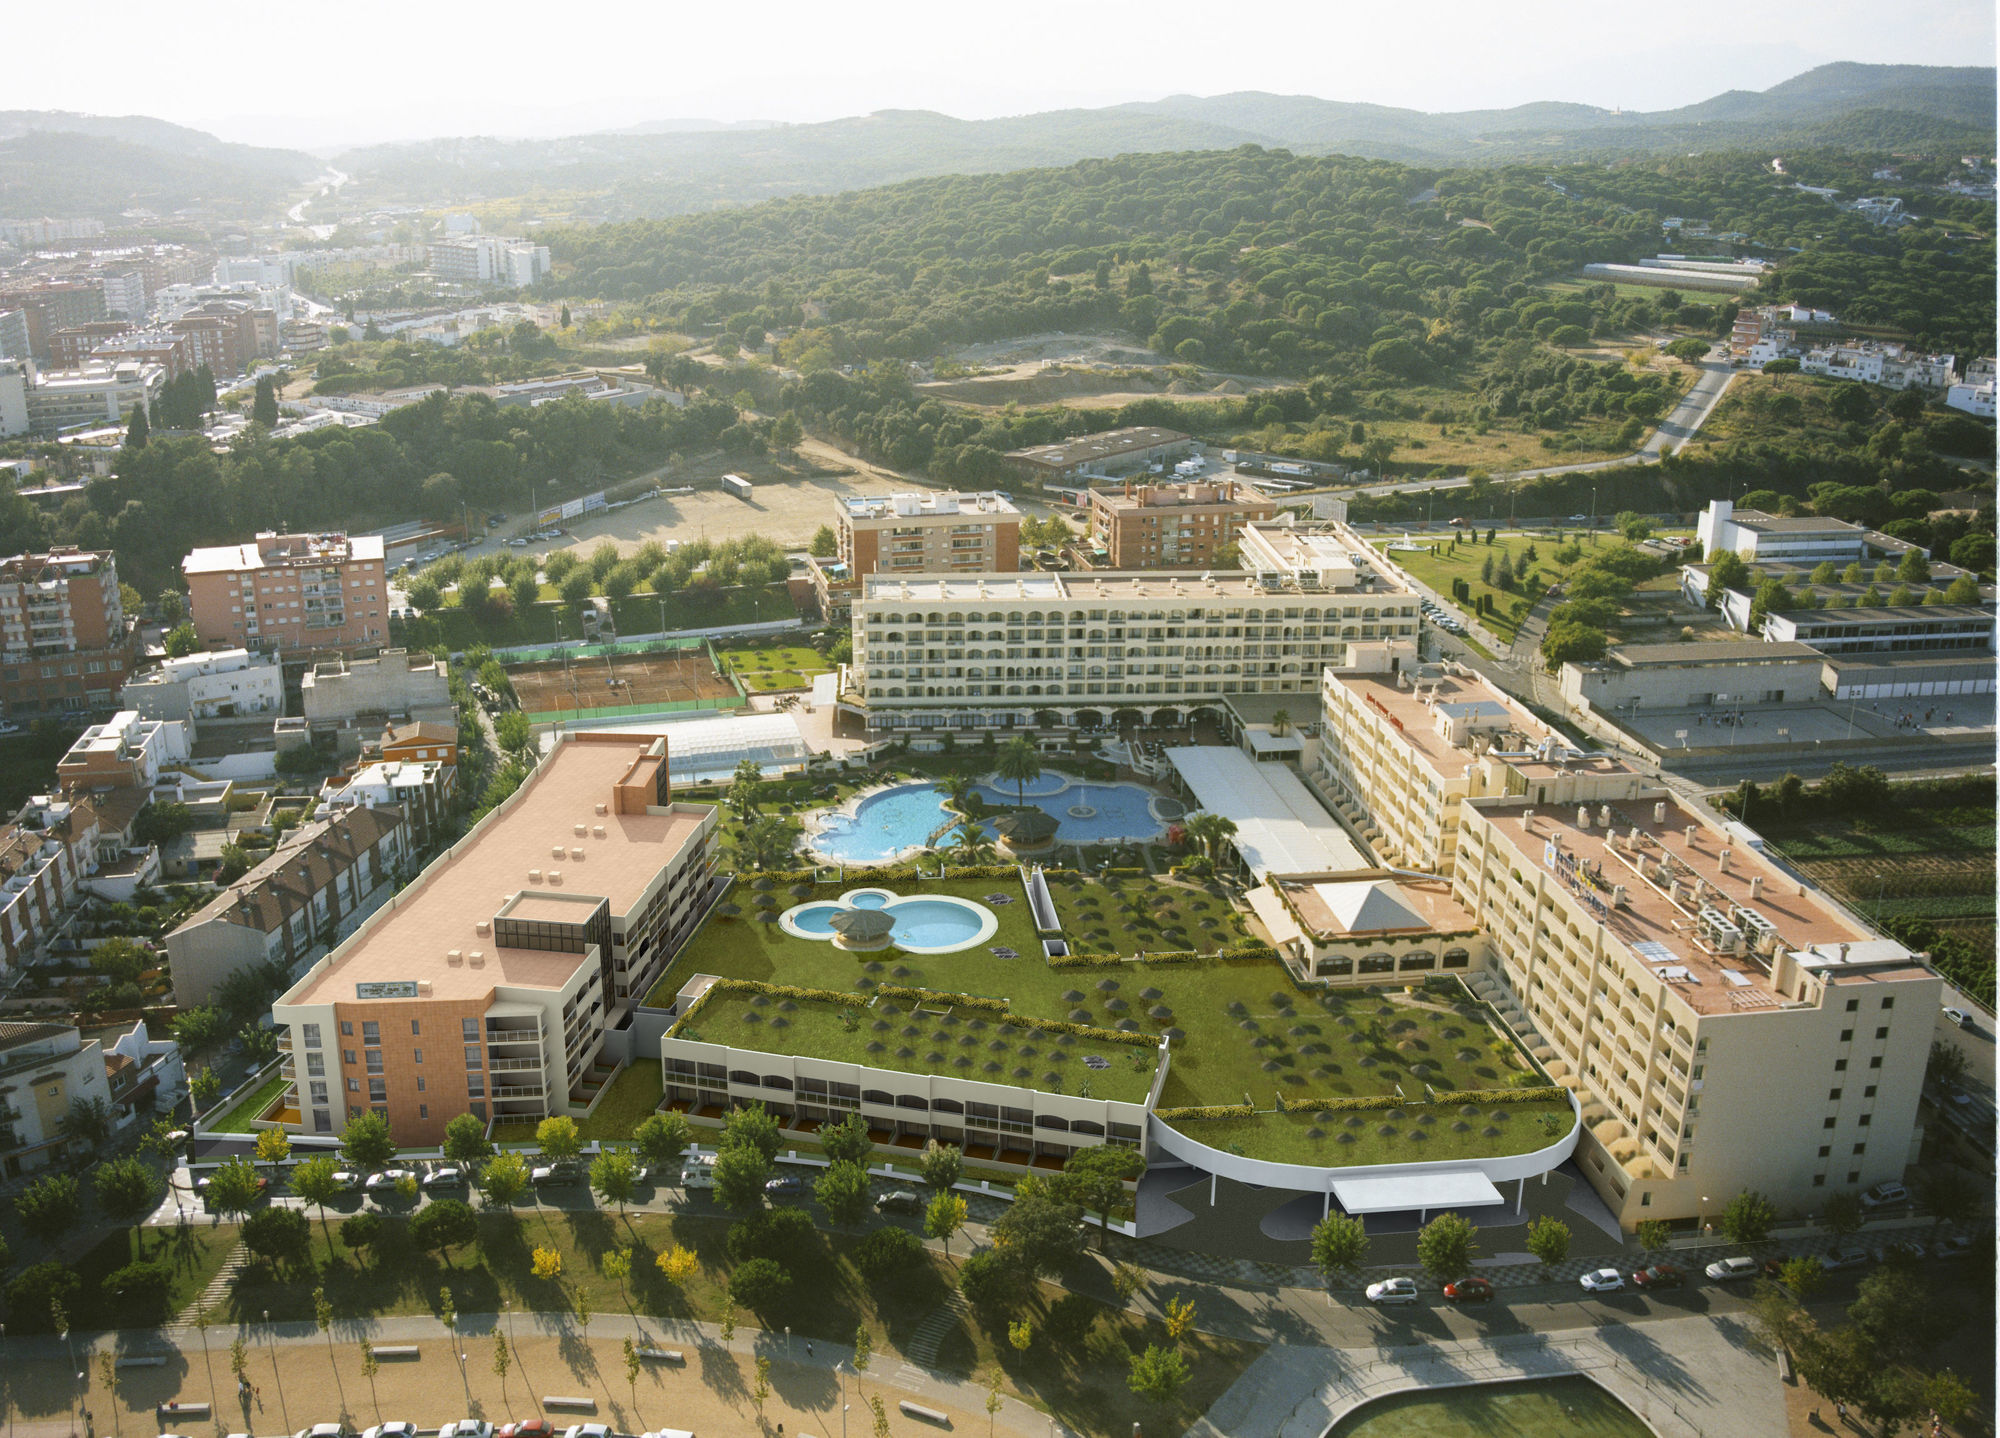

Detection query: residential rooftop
(285, 734), (708, 1006)
(1331, 670), (1637, 790)
(858, 568), (1385, 604)
(1278, 872), (1478, 939)
(842, 492), (1018, 521)
(183, 530), (386, 575)
(1599, 641), (1826, 668)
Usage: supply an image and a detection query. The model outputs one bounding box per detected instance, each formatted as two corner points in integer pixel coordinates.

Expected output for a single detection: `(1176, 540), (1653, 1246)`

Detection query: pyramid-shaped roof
(1312, 879), (1428, 934)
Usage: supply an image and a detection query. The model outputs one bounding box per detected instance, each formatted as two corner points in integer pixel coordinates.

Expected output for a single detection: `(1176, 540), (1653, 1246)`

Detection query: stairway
(888, 1290), (967, 1390)
(181, 1239), (247, 1322)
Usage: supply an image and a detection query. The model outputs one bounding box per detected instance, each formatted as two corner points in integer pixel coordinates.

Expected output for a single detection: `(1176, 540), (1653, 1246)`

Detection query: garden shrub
(853, 1224), (925, 1277)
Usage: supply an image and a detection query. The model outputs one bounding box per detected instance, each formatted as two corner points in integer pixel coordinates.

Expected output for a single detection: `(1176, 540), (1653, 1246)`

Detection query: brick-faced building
(0, 547), (139, 718)
(184, 531), (389, 654)
(1087, 478), (1277, 568)
(808, 491), (1022, 623)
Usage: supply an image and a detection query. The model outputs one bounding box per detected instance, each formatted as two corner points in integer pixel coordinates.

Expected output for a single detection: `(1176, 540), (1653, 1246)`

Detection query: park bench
(372, 1345), (420, 1360)
(155, 1401), (209, 1417)
(636, 1347), (685, 1364)
(542, 1397), (596, 1411)
(119, 1357), (168, 1369)
(897, 1400), (951, 1426)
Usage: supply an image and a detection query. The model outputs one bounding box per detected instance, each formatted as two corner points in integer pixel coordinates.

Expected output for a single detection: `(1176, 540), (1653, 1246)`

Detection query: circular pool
(779, 888), (998, 954)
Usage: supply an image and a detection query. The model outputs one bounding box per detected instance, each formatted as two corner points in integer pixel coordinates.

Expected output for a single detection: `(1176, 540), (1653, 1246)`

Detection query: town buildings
(427, 236), (552, 288)
(55, 710), (193, 794)
(0, 547), (140, 719)
(1003, 427), (1193, 487)
(318, 759), (456, 844)
(1086, 478), (1276, 568)
(1695, 500), (1875, 566)
(267, 731), (719, 1145)
(299, 650), (453, 730)
(165, 805), (413, 1007)
(1947, 357), (1996, 418)
(21, 361), (162, 437)
(0, 1022), (116, 1178)
(120, 648), (285, 724)
(183, 531), (389, 655)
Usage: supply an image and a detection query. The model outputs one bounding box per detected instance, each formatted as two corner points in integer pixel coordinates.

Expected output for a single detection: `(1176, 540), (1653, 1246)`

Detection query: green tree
(1126, 1345), (1190, 1405)
(589, 1149), (639, 1213)
(172, 1005), (227, 1064)
(442, 1112), (496, 1167)
(94, 1158), (162, 1242)
(290, 1155), (345, 1253)
(253, 1125), (291, 1174)
(926, 1190), (970, 1260)
(1666, 337), (1710, 364)
(1895, 548), (1931, 584)
(809, 523), (837, 557)
(1057, 1144), (1144, 1252)
(241, 1206), (312, 1274)
(995, 735), (1042, 809)
(990, 1187), (1083, 1278)
(409, 1198), (478, 1266)
(124, 403), (150, 449)
(1635, 1219), (1672, 1254)
(162, 620), (200, 657)
(340, 1111), (396, 1171)
(817, 1110), (874, 1167)
(478, 1150), (530, 1210)
(1778, 1256), (1827, 1300)
(1540, 618), (1608, 670)
(713, 1144), (774, 1210)
(340, 1210), (382, 1266)
(534, 1114), (583, 1165)
(1705, 549), (1750, 605)
(920, 1139), (964, 1193)
(1416, 1211), (1480, 1282)
(633, 1111), (694, 1171)
(728, 1256), (792, 1309)
(721, 1100), (783, 1162)
(203, 1157), (265, 1219)
(815, 1160), (873, 1226)
(1720, 1189), (1777, 1245)
(252, 376), (280, 429)
(1819, 1190), (1864, 1240)
(1525, 1214), (1571, 1270)
(156, 589), (185, 624)
(1310, 1212), (1368, 1281)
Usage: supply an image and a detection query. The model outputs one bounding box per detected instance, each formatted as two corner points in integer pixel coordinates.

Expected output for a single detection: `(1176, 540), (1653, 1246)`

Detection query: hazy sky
(16, 0), (1995, 150)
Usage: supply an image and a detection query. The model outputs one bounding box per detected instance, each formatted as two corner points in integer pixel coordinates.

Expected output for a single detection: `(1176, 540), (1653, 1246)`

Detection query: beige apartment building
(1294, 651), (1939, 1228)
(810, 491), (1021, 623)
(1087, 478), (1276, 568)
(269, 731), (719, 1145)
(184, 531), (389, 654)
(841, 558), (1420, 733)
(0, 547), (138, 718)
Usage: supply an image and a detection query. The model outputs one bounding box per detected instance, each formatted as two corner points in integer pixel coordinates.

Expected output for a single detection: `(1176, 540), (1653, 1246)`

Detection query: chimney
(1683, 825), (1698, 844)
(1749, 875), (1763, 900)
(1577, 806), (1591, 829)
(1718, 848), (1732, 873)
(1654, 802), (1667, 823)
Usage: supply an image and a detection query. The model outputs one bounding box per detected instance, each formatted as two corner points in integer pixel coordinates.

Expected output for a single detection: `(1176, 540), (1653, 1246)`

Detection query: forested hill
(340, 63), (1994, 218)
(553, 146), (1994, 372)
(0, 112), (318, 218)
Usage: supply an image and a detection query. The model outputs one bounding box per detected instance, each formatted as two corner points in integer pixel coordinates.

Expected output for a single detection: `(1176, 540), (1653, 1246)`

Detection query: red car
(1631, 1264), (1684, 1290)
(1442, 1277), (1494, 1303)
(498, 1422), (554, 1438)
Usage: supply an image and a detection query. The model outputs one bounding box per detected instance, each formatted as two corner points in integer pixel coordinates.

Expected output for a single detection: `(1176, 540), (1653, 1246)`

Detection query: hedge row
(1154, 1103), (1256, 1122)
(875, 985), (1008, 1013)
(1216, 945), (1278, 962)
(1428, 1086), (1571, 1107)
(1275, 1093), (1407, 1115)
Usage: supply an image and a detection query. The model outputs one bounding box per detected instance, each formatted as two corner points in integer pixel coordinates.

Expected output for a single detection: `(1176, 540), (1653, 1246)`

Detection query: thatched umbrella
(789, 883), (815, 898)
(752, 909), (780, 923)
(753, 876), (776, 891)
(715, 902), (742, 918)
(992, 810), (1060, 849)
(829, 907), (898, 951)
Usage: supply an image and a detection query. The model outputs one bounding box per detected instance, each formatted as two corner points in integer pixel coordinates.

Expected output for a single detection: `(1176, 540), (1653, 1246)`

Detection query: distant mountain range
(0, 63), (1990, 227)
(0, 110), (318, 220)
(333, 62), (1996, 220)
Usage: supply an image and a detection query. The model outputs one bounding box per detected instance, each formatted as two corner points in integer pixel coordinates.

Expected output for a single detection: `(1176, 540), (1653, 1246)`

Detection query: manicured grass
(202, 1065), (289, 1134)
(719, 643), (833, 693)
(492, 1059), (665, 1145)
(683, 991), (1159, 1103)
(65, 1222), (238, 1330)
(1376, 529), (1687, 643)
(1049, 870), (1253, 955)
(1162, 1098), (1574, 1167)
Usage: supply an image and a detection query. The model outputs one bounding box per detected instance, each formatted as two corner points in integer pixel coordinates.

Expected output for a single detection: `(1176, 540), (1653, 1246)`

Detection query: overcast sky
(14, 0), (1995, 151)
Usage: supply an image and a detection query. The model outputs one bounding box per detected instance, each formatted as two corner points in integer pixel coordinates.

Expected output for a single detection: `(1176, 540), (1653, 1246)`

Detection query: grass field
(217, 1207), (1258, 1437)
(718, 642), (834, 692)
(201, 1065), (288, 1134)
(1376, 530), (1676, 643)
(493, 1059), (665, 1145)
(59, 1221), (238, 1330)
(645, 870), (1561, 1161)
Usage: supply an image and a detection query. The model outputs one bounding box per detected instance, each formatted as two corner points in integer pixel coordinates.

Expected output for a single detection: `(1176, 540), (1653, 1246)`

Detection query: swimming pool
(807, 773), (1175, 864)
(779, 888), (997, 953)
(1329, 1376), (1650, 1438)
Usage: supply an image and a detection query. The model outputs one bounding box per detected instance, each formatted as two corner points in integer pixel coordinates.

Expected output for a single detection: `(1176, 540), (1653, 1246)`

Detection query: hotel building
(1086, 478), (1276, 568)
(808, 491), (1021, 624)
(269, 732), (719, 1145)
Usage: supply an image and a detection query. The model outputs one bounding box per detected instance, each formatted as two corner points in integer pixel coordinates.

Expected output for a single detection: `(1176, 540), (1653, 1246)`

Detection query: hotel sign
(355, 981), (420, 1000)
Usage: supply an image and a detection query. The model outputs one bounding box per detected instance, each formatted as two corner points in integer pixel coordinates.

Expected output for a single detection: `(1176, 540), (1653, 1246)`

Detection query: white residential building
(121, 648), (284, 724)
(0, 1022), (116, 1177)
(428, 236), (552, 288)
(1695, 500), (1871, 565)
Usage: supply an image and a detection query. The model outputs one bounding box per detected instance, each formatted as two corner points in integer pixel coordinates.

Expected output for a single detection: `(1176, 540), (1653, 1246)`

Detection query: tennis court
(506, 647), (736, 716)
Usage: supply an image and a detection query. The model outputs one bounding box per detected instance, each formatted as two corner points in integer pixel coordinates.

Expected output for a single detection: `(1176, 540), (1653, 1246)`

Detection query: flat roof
(1608, 641), (1825, 667)
(1333, 1170), (1504, 1213)
(1164, 746), (1367, 879)
(1480, 794), (1922, 1014)
(860, 570), (1321, 603)
(285, 735), (707, 1006)
(1005, 427), (1191, 467)
(842, 492), (1017, 520)
(1724, 510), (1862, 534)
(1331, 671), (1634, 790)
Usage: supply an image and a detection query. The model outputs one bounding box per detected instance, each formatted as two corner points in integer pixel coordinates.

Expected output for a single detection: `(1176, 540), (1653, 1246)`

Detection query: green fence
(525, 693), (747, 725)
(494, 635), (708, 665)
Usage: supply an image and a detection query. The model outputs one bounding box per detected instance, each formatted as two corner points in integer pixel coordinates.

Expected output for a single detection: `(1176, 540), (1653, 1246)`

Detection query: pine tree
(253, 377), (280, 429)
(124, 404), (149, 449)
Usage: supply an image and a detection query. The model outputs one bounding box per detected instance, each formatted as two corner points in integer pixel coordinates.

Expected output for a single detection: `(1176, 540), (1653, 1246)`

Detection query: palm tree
(934, 771), (976, 815)
(728, 758), (764, 820)
(995, 736), (1042, 810)
(742, 815), (796, 870)
(1269, 709), (1293, 737)
(950, 819), (996, 867)
(1182, 810), (1239, 864)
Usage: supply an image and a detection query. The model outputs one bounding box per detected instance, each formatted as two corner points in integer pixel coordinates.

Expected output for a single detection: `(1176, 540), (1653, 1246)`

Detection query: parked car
(1860, 1181), (1910, 1209)
(1872, 1240), (1924, 1265)
(329, 1170), (364, 1192)
(363, 1169), (418, 1193)
(1579, 1268), (1625, 1293)
(1943, 1007), (1972, 1029)
(561, 1425), (610, 1438)
(0, 721), (20, 736)
(876, 1189), (923, 1214)
(496, 1422), (554, 1438)
(197, 1173), (269, 1195)
(438, 1422), (493, 1438)
(1364, 1278), (1420, 1306)
(1931, 1234), (1972, 1259)
(1630, 1264), (1684, 1290)
(1442, 1277), (1493, 1304)
(1822, 1246), (1871, 1271)
(361, 1423), (417, 1438)
(530, 1164), (578, 1184)
(423, 1166), (467, 1189)
(294, 1425), (351, 1438)
(765, 1173), (805, 1198)
(1704, 1256), (1759, 1282)
(680, 1159), (716, 1191)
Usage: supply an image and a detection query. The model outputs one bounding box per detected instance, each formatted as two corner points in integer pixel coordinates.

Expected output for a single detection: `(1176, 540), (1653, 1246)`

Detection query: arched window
(729, 1070), (760, 1086)
(861, 1089), (894, 1106)
(761, 1075), (794, 1091)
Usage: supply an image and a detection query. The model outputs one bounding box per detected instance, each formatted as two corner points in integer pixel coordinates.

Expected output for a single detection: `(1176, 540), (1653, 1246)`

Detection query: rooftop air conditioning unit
(592, 825), (606, 839)
(570, 846), (584, 861)
(528, 869), (542, 884)
(573, 823), (587, 837)
(475, 920), (490, 935)
(594, 803), (607, 816)
(468, 951), (484, 968)
(552, 844), (566, 859)
(547, 870), (561, 885)
(447, 949), (463, 965)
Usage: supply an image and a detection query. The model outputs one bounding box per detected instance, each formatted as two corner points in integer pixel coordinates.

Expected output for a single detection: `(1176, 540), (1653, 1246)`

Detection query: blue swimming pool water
(785, 895), (985, 948)
(810, 774), (1165, 863)
(788, 902), (843, 935)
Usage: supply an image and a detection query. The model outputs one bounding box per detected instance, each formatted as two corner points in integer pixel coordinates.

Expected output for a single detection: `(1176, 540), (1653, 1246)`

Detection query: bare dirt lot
(506, 647), (734, 714)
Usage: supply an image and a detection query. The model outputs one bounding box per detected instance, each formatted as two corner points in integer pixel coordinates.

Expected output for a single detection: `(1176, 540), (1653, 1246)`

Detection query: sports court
(506, 645), (736, 717)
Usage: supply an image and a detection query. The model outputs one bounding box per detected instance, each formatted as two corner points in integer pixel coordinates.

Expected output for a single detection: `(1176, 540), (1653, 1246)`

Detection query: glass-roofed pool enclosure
(561, 711), (813, 787)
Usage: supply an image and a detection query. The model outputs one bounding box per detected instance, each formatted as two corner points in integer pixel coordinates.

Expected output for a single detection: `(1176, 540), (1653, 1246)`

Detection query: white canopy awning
(1331, 1170), (1504, 1215)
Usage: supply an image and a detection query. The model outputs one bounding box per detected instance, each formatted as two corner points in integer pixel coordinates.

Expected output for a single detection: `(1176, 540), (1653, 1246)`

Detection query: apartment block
(428, 236), (552, 288)
(23, 361), (162, 437)
(0, 798), (102, 976)
(1003, 427), (1192, 486)
(300, 650), (452, 726)
(0, 281), (108, 359)
(0, 1022), (115, 1177)
(1695, 500), (1874, 565)
(318, 759), (457, 844)
(0, 310), (28, 363)
(55, 711), (193, 794)
(120, 648), (285, 724)
(165, 806), (412, 1006)
(0, 361), (25, 439)
(184, 531), (389, 654)
(0, 547), (139, 717)
(842, 544), (1419, 733)
(811, 491), (1021, 622)
(48, 321), (136, 369)
(92, 331), (195, 382)
(1087, 478), (1276, 568)
(269, 732), (720, 1146)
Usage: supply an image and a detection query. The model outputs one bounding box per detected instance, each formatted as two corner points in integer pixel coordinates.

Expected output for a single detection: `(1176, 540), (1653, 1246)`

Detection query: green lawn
(57, 1222), (238, 1330)
(719, 643), (834, 695)
(492, 1059), (665, 1145)
(645, 870), (1561, 1160)
(201, 1065), (289, 1134)
(1377, 529), (1687, 643)
(1163, 1098), (1573, 1167)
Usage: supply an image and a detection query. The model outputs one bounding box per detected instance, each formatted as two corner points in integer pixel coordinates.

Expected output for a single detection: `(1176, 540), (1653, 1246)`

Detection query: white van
(680, 1155), (716, 1190)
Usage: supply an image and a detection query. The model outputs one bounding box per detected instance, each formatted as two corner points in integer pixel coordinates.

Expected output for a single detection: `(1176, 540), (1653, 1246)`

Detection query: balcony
(490, 1082), (547, 1100)
(489, 1055), (544, 1073)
